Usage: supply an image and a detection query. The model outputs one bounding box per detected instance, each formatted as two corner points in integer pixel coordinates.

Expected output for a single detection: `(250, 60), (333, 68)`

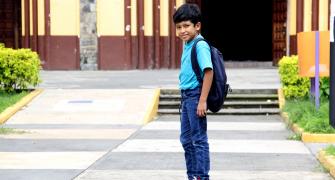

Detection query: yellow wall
(160, 0), (169, 36)
(97, 0), (124, 36)
(38, 0), (45, 35)
(131, 0), (137, 36)
(21, 0), (25, 35)
(289, 0), (297, 35)
(176, 0), (184, 8)
(144, 0), (153, 36)
(175, 0), (185, 36)
(303, 0), (312, 32)
(319, 0), (329, 31)
(50, 0), (79, 36)
(20, 0), (45, 36)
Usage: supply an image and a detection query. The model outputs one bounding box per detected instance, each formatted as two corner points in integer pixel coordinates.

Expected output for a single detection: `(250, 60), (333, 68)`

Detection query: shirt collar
(185, 34), (203, 47)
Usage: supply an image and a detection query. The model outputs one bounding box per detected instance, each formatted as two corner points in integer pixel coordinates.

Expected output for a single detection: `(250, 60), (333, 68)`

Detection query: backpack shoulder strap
(191, 38), (210, 84)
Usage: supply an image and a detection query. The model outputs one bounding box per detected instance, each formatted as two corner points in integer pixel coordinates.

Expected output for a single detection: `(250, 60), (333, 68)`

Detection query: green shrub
(0, 47), (41, 92)
(278, 55), (310, 98)
(320, 77), (330, 98)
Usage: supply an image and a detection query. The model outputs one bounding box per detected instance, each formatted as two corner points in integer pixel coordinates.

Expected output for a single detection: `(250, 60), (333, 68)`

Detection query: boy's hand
(197, 100), (207, 117)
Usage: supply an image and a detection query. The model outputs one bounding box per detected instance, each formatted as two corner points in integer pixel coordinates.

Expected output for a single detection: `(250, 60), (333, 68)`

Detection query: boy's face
(175, 20), (200, 43)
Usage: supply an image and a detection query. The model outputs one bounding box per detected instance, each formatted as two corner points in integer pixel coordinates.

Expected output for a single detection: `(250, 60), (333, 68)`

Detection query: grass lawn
(283, 98), (334, 133)
(0, 90), (29, 113)
(0, 90), (29, 134)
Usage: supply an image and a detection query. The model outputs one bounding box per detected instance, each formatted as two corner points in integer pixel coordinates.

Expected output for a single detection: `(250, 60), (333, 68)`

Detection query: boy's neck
(186, 33), (200, 44)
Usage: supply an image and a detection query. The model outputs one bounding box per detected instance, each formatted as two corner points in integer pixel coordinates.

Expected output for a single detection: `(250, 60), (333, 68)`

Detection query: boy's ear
(195, 22), (201, 31)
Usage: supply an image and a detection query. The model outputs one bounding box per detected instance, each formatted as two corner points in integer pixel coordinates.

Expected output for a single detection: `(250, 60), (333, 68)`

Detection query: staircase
(158, 89), (280, 115)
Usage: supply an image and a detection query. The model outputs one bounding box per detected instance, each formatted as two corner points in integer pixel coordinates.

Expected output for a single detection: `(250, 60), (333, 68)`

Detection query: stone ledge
(142, 89), (160, 125)
(224, 61), (275, 68)
(0, 89), (43, 124)
(317, 151), (335, 178)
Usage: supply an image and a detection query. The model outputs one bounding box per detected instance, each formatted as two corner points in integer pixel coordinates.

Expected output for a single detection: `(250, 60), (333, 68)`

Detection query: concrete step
(160, 89), (278, 95)
(159, 88), (280, 116)
(158, 108), (280, 115)
(160, 94), (278, 101)
(159, 101), (279, 109)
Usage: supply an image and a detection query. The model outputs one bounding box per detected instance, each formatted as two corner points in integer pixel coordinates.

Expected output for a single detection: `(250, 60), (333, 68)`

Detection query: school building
(0, 0), (331, 70)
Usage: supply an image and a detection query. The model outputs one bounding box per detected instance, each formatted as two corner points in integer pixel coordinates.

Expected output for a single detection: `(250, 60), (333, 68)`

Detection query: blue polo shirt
(179, 34), (212, 90)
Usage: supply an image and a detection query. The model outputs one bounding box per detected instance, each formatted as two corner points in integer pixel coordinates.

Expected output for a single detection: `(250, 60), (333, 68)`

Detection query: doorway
(0, 0), (22, 49)
(201, 1), (272, 62)
(186, 0), (287, 65)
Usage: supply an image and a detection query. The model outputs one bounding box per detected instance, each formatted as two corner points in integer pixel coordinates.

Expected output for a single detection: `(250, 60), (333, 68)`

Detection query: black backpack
(191, 38), (231, 113)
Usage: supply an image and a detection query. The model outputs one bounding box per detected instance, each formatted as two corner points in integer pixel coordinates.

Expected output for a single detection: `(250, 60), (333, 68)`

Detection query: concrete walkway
(0, 89), (157, 179)
(0, 69), (332, 179)
(37, 69), (280, 89)
(76, 115), (331, 180)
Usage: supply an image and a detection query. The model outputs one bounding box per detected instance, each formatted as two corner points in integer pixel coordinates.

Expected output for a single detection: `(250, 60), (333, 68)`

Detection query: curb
(278, 90), (335, 143)
(278, 89), (304, 135)
(317, 151), (335, 177)
(280, 112), (304, 134)
(281, 111), (335, 143)
(279, 105), (335, 143)
(142, 89), (160, 124)
(0, 89), (43, 124)
(279, 89), (335, 177)
(277, 88), (285, 110)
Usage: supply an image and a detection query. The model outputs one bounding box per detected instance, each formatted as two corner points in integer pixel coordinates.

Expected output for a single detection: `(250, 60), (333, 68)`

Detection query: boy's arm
(197, 68), (213, 117)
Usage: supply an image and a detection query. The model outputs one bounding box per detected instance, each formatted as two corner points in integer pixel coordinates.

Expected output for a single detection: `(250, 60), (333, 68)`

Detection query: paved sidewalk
(0, 69), (333, 179)
(75, 115), (332, 180)
(37, 69), (280, 89)
(0, 89), (157, 179)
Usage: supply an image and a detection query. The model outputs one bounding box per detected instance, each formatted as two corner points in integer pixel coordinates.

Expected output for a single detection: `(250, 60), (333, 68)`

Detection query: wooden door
(272, 0), (287, 65)
(0, 0), (21, 48)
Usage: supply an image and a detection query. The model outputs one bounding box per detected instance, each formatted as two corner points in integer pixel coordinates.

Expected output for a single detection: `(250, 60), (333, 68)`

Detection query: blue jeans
(180, 87), (210, 180)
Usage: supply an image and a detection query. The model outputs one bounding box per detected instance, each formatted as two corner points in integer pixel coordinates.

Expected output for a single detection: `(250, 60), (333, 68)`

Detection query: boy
(173, 3), (213, 180)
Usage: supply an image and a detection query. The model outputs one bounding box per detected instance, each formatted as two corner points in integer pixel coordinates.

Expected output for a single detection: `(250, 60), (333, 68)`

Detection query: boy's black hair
(173, 3), (201, 25)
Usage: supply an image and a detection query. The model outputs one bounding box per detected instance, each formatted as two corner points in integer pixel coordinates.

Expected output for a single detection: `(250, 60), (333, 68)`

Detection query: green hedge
(320, 77), (330, 98)
(0, 45), (41, 92)
(278, 55), (330, 99)
(278, 55), (310, 98)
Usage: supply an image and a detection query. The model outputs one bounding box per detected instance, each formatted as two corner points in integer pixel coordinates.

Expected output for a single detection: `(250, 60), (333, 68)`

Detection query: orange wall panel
(298, 31), (330, 77)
